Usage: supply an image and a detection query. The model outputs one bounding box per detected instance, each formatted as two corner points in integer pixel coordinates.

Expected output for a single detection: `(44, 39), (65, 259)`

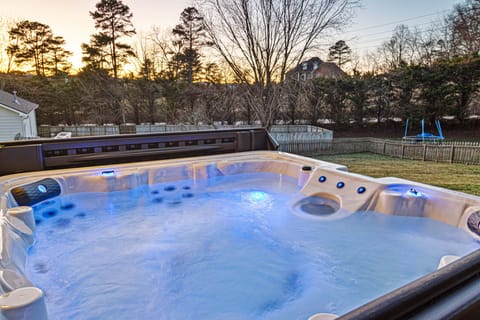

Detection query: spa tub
(0, 150), (480, 319)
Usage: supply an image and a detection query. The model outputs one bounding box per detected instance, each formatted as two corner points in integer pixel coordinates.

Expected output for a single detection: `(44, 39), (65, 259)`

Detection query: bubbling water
(26, 172), (479, 320)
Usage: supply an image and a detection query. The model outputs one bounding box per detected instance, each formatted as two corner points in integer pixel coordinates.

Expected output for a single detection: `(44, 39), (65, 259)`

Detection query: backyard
(314, 152), (480, 196)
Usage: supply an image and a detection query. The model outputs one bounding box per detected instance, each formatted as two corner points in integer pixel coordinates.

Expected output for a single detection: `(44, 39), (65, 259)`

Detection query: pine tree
(48, 36), (72, 75)
(85, 0), (136, 78)
(172, 7), (211, 84)
(328, 40), (352, 69)
(7, 20), (71, 76)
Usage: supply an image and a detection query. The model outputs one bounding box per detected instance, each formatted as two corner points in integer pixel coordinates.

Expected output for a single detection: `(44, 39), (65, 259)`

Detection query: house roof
(291, 57), (324, 72)
(0, 90), (38, 115)
(287, 57), (345, 78)
(316, 62), (346, 78)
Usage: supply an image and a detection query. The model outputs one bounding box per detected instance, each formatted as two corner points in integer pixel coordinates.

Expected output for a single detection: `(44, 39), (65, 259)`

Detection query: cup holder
(292, 193), (351, 220)
(296, 196), (340, 216)
(467, 211), (480, 237)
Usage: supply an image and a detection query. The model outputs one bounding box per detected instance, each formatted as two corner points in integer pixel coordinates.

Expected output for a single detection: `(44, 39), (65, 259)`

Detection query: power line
(348, 26), (448, 46)
(343, 5), (478, 37)
(320, 5), (479, 58)
(350, 21), (434, 39)
(336, 15), (453, 52)
(325, 9), (450, 53)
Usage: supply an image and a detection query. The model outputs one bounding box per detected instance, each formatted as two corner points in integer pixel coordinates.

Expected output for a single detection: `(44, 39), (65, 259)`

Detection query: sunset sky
(2, 0), (460, 70)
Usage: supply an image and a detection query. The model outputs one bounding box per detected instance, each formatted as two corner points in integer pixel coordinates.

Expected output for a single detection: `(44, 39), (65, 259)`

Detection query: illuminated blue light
(37, 185), (47, 193)
(357, 186), (366, 194)
(336, 182), (345, 189)
(250, 191), (266, 202)
(242, 191), (271, 209)
(319, 176), (327, 183)
(101, 170), (115, 177)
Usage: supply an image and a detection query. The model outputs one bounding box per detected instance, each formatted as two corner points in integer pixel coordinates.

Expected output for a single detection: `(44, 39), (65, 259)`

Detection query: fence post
(401, 144), (405, 159)
(423, 144), (427, 161)
(450, 145), (455, 163)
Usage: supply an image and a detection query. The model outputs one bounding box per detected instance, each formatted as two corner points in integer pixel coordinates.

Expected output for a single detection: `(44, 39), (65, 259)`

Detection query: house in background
(286, 57), (345, 81)
(0, 90), (39, 142)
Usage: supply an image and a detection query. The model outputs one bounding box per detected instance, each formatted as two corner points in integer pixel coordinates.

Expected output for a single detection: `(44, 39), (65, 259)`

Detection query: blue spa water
(26, 172), (480, 320)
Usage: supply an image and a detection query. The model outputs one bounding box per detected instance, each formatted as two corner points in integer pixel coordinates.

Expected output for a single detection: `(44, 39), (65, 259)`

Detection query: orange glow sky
(2, 0), (460, 71)
(2, 0), (192, 69)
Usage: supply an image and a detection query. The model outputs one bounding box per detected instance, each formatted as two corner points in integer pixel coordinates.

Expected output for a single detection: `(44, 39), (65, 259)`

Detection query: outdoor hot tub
(1, 131), (480, 319)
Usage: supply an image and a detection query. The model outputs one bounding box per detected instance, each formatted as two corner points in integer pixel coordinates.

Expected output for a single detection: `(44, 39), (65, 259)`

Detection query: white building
(0, 90), (39, 142)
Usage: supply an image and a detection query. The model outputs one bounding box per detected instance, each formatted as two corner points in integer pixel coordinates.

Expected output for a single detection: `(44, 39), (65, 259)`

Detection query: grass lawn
(313, 152), (480, 196)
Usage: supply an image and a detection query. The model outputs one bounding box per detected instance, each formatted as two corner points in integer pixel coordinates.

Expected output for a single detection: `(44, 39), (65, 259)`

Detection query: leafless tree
(0, 17), (17, 73)
(410, 27), (440, 66)
(149, 26), (186, 80)
(131, 31), (158, 79)
(362, 51), (384, 74)
(405, 21), (457, 66)
(447, 0), (480, 57)
(199, 0), (360, 127)
(379, 24), (415, 70)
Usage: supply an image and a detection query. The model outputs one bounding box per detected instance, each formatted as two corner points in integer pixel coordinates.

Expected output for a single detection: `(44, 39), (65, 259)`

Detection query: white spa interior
(1, 151), (480, 319)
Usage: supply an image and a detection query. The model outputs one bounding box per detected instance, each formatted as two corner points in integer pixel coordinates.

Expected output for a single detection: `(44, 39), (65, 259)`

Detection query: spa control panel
(299, 167), (382, 213)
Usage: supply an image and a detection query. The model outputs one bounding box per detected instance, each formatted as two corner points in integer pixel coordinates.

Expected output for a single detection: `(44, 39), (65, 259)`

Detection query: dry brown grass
(314, 153), (480, 196)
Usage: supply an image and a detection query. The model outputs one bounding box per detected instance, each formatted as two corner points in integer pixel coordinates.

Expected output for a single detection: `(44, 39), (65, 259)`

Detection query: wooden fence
(278, 137), (368, 155)
(278, 137), (480, 165)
